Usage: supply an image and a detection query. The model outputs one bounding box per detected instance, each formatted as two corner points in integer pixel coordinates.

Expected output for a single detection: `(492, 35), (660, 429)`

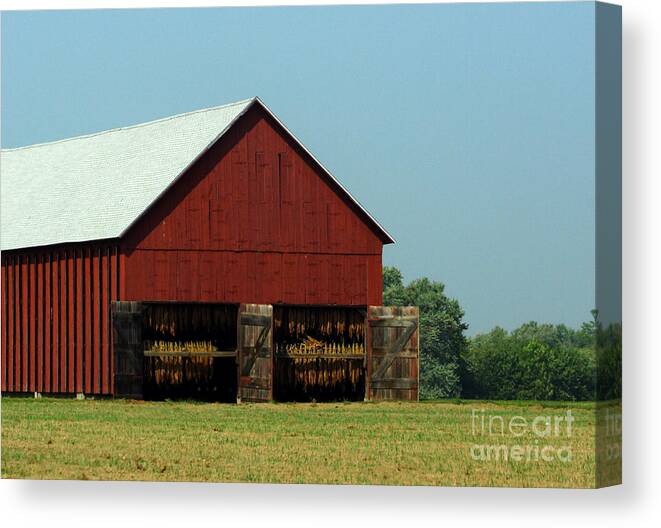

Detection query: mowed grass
(1, 397), (603, 487)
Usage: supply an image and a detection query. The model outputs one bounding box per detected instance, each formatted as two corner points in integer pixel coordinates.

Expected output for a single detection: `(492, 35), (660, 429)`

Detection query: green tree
(383, 266), (404, 291)
(383, 266), (603, 402)
(464, 321), (597, 401)
(463, 327), (522, 399)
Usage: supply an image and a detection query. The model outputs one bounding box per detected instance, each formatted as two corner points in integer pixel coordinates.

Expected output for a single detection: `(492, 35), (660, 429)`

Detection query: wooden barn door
(237, 304), (273, 402)
(366, 306), (419, 401)
(112, 301), (144, 399)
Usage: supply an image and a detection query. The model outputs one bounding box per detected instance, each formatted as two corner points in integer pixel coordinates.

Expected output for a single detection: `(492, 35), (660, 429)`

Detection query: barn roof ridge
(1, 97), (394, 250)
(1, 98), (256, 153)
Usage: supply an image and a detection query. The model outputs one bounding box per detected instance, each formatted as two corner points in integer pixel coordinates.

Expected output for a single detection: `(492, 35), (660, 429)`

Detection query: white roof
(1, 97), (394, 251)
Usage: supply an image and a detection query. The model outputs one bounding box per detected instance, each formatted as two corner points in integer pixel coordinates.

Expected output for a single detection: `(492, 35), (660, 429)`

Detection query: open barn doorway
(141, 303), (239, 402)
(273, 305), (367, 402)
(113, 302), (418, 402)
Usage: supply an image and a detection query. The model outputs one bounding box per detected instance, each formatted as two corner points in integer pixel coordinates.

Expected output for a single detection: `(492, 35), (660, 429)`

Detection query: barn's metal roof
(1, 97), (394, 251)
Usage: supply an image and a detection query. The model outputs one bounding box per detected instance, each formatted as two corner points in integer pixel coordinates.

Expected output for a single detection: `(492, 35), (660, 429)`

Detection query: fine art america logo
(470, 409), (574, 463)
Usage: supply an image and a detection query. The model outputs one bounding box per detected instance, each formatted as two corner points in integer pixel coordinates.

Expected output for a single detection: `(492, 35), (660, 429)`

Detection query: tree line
(382, 267), (621, 401)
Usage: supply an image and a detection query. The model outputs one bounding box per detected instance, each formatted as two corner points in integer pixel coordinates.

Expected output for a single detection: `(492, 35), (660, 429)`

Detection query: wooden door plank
(366, 306), (419, 401)
(237, 303), (273, 402)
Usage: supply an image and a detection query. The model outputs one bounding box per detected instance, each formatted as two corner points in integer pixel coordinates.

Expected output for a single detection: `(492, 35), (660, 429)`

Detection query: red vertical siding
(1, 243), (120, 395)
(11, 259), (18, 390)
(29, 254), (36, 392)
(92, 248), (101, 394)
(16, 258), (21, 390)
(122, 105), (385, 306)
(4, 258), (13, 391)
(53, 253), (59, 392)
(36, 255), (43, 391)
(15, 257), (21, 390)
(21, 255), (28, 391)
(67, 251), (75, 392)
(119, 252), (126, 300)
(76, 249), (84, 393)
(2, 258), (7, 391)
(367, 253), (383, 307)
(84, 247), (93, 392)
(100, 248), (109, 393)
(110, 247), (118, 394)
(1, 259), (6, 392)
(59, 251), (67, 392)
(124, 107), (384, 256)
(44, 254), (51, 392)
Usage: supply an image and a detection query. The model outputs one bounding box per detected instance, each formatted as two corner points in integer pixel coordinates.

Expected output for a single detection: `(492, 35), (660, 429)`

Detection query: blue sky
(1, 3), (596, 334)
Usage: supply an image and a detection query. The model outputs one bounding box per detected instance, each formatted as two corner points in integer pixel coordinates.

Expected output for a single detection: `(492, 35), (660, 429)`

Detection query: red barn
(1, 97), (418, 402)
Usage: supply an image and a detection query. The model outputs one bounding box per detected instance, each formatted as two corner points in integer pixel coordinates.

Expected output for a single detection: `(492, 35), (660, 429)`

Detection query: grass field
(1, 397), (608, 487)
